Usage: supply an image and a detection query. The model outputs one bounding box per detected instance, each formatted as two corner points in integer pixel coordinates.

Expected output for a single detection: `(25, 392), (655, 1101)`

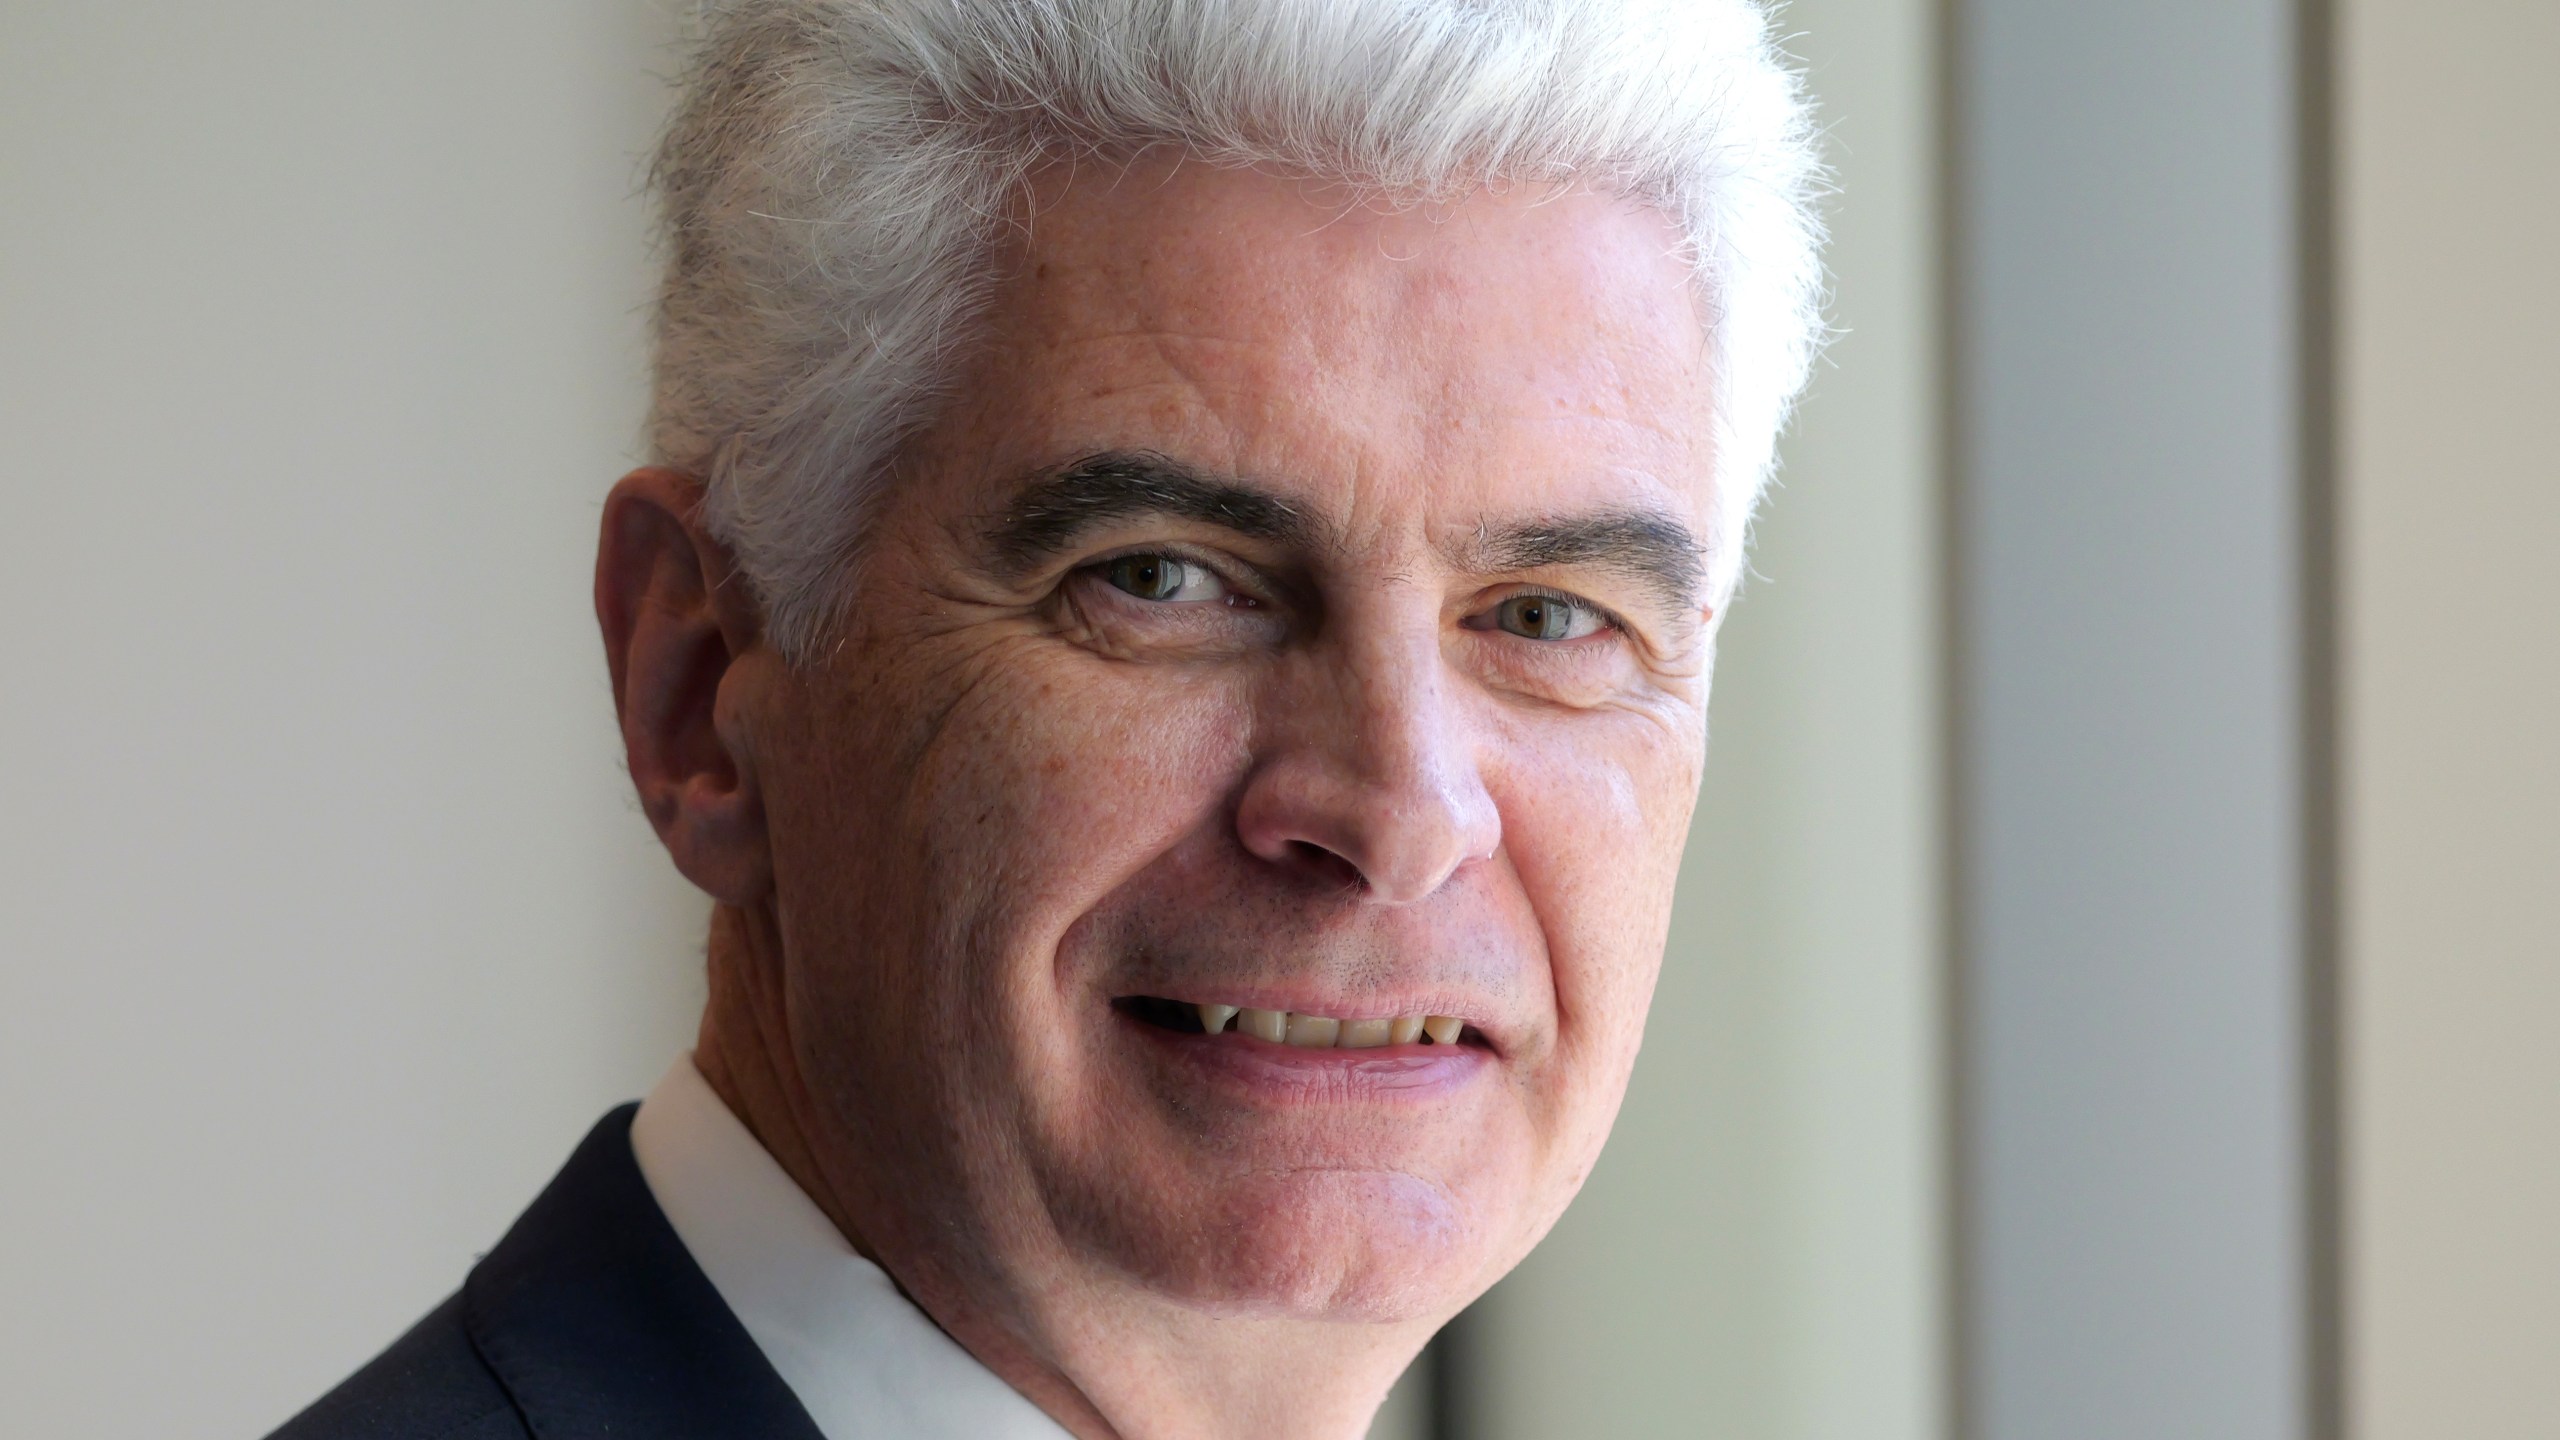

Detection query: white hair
(650, 0), (1826, 658)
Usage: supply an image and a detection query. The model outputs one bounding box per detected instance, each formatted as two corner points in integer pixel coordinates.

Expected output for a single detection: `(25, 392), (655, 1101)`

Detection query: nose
(1233, 628), (1502, 903)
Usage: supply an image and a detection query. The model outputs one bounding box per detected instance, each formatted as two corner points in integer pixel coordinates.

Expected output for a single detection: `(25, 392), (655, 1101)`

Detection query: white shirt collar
(628, 1055), (1073, 1440)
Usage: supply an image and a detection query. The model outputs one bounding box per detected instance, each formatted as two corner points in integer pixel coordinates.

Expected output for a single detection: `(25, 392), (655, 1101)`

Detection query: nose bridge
(1237, 595), (1502, 903)
(1343, 620), (1461, 798)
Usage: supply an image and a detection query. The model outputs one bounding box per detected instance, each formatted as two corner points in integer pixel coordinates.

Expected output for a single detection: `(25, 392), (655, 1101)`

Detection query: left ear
(593, 467), (776, 906)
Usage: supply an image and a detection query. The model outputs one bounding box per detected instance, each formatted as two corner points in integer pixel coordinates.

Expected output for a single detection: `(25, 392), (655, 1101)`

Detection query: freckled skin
(599, 160), (1721, 1440)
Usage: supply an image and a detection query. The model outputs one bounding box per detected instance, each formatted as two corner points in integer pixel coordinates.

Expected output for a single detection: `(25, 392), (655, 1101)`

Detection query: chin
(1057, 1163), (1490, 1324)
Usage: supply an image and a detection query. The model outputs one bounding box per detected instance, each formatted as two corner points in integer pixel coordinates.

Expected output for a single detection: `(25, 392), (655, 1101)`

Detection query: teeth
(1284, 1014), (1341, 1048)
(1338, 1018), (1394, 1049)
(1185, 1005), (1467, 1049)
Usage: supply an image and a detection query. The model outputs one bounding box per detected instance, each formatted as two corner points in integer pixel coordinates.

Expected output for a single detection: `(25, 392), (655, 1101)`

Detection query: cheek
(1494, 710), (1701, 1160)
(892, 647), (1258, 984)
(758, 621), (1259, 1070)
(767, 636), (1264, 1218)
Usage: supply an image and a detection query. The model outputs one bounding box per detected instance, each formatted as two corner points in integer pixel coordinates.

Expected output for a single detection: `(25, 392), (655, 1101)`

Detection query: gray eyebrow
(1465, 509), (1708, 617)
(981, 451), (1320, 571)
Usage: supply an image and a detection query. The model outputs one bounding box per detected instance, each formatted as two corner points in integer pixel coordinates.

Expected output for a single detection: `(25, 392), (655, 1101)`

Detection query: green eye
(1493, 593), (1597, 640)
(1103, 554), (1219, 602)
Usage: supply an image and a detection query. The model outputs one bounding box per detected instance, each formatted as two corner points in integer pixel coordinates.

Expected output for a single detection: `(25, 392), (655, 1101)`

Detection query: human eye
(1471, 589), (1616, 642)
(1055, 546), (1282, 660)
(1098, 552), (1233, 604)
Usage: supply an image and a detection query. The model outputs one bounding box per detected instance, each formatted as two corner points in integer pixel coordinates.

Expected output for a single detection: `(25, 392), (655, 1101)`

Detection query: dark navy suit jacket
(269, 1106), (827, 1439)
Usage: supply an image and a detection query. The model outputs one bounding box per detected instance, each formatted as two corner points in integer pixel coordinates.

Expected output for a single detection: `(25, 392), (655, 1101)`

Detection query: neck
(690, 903), (1440, 1440)
(691, 905), (860, 1252)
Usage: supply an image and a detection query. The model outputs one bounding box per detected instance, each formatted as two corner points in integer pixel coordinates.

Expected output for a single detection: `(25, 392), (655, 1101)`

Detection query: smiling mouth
(1114, 995), (1486, 1051)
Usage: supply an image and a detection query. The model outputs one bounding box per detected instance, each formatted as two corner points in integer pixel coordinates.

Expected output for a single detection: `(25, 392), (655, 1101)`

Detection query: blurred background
(1, 1), (2550, 1436)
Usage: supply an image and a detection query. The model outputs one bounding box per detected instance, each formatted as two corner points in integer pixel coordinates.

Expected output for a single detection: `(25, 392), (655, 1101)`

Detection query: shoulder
(262, 1104), (820, 1440)
(265, 1293), (524, 1440)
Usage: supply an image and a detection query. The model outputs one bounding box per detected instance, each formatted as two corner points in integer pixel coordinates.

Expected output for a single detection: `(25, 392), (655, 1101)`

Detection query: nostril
(1284, 839), (1365, 891)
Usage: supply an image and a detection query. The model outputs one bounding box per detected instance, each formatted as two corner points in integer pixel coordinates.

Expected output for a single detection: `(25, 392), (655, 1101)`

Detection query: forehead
(938, 159), (1717, 532)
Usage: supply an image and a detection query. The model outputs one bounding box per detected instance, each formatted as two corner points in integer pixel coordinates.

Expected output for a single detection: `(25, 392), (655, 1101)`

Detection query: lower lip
(1123, 1012), (1494, 1101)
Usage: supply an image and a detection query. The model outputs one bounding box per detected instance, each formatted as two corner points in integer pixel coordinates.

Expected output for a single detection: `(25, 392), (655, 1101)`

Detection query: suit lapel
(462, 1106), (829, 1440)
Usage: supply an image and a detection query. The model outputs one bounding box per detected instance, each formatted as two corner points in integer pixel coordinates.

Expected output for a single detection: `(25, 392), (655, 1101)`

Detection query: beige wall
(2340, 2), (2560, 1436)
(1467, 0), (1948, 1432)
(0, 5), (703, 1436)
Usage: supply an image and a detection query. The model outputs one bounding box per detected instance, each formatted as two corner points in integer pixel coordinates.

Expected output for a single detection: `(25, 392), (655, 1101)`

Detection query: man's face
(748, 162), (1718, 1328)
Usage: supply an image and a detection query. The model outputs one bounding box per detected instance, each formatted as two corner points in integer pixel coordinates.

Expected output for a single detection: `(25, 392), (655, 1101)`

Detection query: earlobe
(595, 468), (775, 906)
